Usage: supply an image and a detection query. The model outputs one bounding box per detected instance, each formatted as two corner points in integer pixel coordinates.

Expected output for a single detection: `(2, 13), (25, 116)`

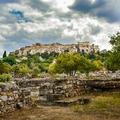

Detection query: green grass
(93, 96), (120, 108)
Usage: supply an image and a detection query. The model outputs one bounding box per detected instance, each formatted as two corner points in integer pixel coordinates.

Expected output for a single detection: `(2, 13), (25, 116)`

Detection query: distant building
(100, 49), (107, 53)
(77, 42), (100, 53)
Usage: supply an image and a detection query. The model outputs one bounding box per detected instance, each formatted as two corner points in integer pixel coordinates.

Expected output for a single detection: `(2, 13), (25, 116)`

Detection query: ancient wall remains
(1, 78), (120, 114)
(15, 79), (120, 103)
(0, 82), (32, 114)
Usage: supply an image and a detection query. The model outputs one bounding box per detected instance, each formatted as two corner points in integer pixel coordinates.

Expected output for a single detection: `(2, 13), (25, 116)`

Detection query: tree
(0, 74), (11, 82)
(106, 52), (120, 72)
(0, 60), (4, 74)
(109, 32), (120, 52)
(48, 63), (57, 74)
(3, 56), (16, 66)
(49, 54), (77, 75)
(92, 60), (104, 71)
(41, 52), (49, 59)
(49, 53), (98, 76)
(106, 31), (120, 71)
(12, 63), (31, 77)
(18, 63), (31, 75)
(77, 57), (94, 76)
(11, 64), (19, 74)
(0, 60), (11, 74)
(55, 54), (79, 75)
(3, 51), (7, 58)
(32, 67), (40, 77)
(3, 62), (11, 73)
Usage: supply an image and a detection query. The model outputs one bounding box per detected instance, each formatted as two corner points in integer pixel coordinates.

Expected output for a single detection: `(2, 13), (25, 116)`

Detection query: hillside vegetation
(0, 31), (120, 81)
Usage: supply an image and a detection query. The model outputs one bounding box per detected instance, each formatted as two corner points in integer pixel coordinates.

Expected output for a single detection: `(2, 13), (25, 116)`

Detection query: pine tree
(3, 51), (7, 58)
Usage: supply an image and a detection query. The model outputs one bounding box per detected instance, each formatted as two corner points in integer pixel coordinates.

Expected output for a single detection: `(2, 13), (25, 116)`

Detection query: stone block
(1, 95), (8, 102)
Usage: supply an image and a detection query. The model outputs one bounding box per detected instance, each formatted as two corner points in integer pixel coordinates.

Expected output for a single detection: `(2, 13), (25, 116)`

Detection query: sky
(0, 0), (120, 56)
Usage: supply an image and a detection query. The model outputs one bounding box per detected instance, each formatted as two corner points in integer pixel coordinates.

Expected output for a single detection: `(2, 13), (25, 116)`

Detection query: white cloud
(0, 0), (119, 57)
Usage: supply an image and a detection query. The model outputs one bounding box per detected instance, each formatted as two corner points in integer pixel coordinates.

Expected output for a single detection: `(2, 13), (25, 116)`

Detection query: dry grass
(1, 92), (120, 120)
(70, 92), (120, 118)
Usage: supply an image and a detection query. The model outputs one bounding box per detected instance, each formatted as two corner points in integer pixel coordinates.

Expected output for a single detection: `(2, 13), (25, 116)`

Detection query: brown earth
(0, 105), (120, 120)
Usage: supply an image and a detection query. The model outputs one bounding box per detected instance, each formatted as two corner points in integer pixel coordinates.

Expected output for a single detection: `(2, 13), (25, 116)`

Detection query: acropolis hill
(10, 42), (100, 56)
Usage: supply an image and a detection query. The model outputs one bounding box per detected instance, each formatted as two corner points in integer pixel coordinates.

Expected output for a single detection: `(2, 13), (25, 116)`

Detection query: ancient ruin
(1, 77), (120, 114)
(9, 42), (100, 56)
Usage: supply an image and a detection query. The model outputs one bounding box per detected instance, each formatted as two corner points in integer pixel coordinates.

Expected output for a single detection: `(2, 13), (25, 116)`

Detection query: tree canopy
(106, 31), (120, 71)
(49, 53), (103, 76)
(106, 52), (120, 72)
(109, 32), (120, 52)
(3, 56), (16, 66)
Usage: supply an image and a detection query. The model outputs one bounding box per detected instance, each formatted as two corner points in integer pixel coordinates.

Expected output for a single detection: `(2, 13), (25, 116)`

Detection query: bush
(0, 74), (11, 82)
(18, 63), (31, 74)
(0, 60), (4, 74)
(32, 67), (40, 77)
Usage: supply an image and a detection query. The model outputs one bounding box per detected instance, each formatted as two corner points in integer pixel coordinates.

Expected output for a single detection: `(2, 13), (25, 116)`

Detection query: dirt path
(0, 105), (120, 120)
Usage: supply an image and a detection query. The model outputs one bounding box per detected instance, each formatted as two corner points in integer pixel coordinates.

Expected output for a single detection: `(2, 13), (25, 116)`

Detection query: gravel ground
(0, 105), (120, 120)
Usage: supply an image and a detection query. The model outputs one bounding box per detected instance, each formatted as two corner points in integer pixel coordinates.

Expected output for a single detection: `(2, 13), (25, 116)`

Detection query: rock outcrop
(9, 42), (100, 56)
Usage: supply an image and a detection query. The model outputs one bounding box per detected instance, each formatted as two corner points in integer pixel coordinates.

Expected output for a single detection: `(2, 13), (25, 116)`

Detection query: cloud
(0, 0), (119, 57)
(9, 10), (32, 23)
(70, 0), (120, 22)
(28, 0), (51, 12)
(88, 24), (102, 35)
(0, 0), (18, 4)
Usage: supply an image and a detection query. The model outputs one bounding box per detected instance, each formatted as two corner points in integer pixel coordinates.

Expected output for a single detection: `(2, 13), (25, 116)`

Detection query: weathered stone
(16, 102), (24, 109)
(1, 78), (120, 114)
(39, 95), (47, 102)
(1, 95), (8, 102)
(0, 83), (32, 114)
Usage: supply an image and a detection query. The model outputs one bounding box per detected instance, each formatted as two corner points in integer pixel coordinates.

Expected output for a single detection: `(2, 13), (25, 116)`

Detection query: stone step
(53, 98), (90, 107)
(39, 94), (64, 102)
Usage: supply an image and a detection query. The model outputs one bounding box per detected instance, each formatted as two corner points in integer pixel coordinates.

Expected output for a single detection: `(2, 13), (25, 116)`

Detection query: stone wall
(0, 82), (32, 114)
(15, 79), (120, 103)
(39, 79), (120, 102)
(1, 78), (120, 114)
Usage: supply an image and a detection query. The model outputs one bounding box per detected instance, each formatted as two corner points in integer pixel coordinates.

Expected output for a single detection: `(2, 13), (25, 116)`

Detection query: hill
(9, 42), (100, 56)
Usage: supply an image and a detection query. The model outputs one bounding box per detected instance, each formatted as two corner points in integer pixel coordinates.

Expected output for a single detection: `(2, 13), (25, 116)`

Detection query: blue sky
(9, 10), (32, 23)
(0, 0), (120, 57)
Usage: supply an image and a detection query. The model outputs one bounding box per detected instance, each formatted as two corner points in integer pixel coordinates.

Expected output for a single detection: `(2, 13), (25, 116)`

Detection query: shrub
(18, 63), (31, 74)
(0, 74), (11, 82)
(3, 62), (11, 73)
(32, 67), (40, 77)
(0, 60), (4, 74)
